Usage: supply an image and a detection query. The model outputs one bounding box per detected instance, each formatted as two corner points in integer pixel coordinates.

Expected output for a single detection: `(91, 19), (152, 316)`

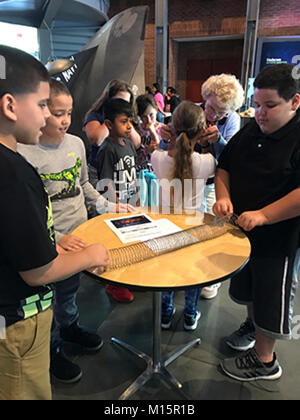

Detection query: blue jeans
(162, 289), (201, 318)
(51, 274), (80, 350)
(157, 111), (164, 123)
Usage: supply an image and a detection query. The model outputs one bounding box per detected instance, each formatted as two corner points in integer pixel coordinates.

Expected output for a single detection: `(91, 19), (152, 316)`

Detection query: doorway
(176, 38), (244, 102)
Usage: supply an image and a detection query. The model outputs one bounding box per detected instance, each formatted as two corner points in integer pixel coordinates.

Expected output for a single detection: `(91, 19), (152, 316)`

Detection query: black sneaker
(184, 311), (201, 331)
(220, 349), (282, 382)
(161, 308), (176, 329)
(226, 318), (256, 351)
(61, 322), (104, 352)
(50, 347), (82, 384)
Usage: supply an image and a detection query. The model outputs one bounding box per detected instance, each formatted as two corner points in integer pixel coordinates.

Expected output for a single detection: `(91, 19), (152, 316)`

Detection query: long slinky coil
(101, 218), (234, 273)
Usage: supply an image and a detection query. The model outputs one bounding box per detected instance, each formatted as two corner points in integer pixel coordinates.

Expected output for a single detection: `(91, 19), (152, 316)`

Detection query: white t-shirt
(151, 150), (216, 211)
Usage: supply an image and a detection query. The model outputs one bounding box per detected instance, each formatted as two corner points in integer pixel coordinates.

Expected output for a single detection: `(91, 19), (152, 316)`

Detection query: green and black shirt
(0, 144), (58, 327)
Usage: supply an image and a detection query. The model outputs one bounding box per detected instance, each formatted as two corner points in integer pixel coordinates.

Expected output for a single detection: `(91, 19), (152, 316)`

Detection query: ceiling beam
(41, 0), (64, 29)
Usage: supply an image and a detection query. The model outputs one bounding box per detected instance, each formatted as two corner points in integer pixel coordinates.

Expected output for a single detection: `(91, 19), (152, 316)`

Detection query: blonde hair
(172, 101), (206, 183)
(201, 73), (244, 111)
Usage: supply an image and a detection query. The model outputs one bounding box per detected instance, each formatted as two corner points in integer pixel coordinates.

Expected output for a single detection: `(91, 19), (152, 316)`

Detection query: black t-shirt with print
(96, 137), (138, 204)
(218, 111), (300, 257)
(0, 144), (58, 327)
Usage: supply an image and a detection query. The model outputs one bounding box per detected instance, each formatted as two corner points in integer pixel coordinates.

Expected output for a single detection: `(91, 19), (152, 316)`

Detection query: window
(0, 22), (39, 58)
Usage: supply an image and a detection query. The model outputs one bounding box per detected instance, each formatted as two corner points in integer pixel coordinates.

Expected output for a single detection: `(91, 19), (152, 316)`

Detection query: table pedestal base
(111, 292), (201, 400)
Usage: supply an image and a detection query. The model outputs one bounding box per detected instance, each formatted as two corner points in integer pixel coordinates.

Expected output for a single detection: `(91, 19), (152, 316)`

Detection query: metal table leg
(111, 291), (201, 400)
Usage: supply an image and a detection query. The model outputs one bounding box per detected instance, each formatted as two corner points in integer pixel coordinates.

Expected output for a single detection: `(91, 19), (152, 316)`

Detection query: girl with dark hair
(135, 94), (162, 206)
(152, 82), (166, 122)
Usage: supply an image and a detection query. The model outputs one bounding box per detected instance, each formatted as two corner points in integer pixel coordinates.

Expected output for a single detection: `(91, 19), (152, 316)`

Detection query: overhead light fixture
(46, 58), (74, 75)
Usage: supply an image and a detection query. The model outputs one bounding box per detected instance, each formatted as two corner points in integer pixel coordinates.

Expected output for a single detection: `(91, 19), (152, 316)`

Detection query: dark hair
(145, 86), (153, 95)
(49, 78), (71, 98)
(135, 94), (157, 116)
(152, 82), (161, 93)
(0, 45), (50, 98)
(254, 64), (300, 101)
(85, 79), (134, 120)
(103, 98), (133, 122)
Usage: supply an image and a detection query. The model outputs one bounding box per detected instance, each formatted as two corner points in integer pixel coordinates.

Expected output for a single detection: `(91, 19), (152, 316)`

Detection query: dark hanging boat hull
(48, 6), (149, 149)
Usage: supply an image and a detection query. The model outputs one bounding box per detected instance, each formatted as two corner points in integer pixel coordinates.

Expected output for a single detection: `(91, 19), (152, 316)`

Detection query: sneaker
(220, 348), (282, 382)
(201, 283), (221, 299)
(106, 284), (134, 303)
(184, 311), (201, 331)
(161, 307), (176, 329)
(226, 318), (256, 351)
(50, 347), (82, 384)
(61, 322), (104, 352)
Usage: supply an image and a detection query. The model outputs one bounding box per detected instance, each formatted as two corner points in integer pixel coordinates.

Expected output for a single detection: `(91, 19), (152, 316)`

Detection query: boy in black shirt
(0, 45), (109, 400)
(214, 64), (300, 381)
(96, 98), (138, 206)
(96, 98), (137, 303)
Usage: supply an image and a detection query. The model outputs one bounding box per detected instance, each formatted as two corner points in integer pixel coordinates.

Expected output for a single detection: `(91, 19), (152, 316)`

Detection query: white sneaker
(201, 283), (221, 299)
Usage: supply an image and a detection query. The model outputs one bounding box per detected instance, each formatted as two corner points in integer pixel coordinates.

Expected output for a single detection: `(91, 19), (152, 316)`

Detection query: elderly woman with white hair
(197, 74), (244, 210)
(197, 73), (244, 298)
(199, 73), (244, 159)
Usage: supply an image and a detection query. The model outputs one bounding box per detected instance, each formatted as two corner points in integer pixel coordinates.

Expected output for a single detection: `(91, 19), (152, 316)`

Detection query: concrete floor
(52, 273), (300, 401)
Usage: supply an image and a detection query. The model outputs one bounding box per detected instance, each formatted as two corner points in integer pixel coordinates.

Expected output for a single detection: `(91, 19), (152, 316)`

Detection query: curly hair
(201, 73), (244, 111)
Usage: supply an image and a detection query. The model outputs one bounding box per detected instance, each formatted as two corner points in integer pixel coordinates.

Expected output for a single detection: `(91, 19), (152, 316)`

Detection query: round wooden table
(73, 212), (251, 400)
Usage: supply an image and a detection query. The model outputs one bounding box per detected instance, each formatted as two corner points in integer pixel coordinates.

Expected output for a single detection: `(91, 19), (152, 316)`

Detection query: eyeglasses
(205, 102), (228, 119)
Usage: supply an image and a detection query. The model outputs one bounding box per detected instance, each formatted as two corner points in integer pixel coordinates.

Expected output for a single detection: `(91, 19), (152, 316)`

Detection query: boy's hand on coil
(236, 210), (268, 231)
(213, 199), (233, 218)
(86, 243), (110, 268)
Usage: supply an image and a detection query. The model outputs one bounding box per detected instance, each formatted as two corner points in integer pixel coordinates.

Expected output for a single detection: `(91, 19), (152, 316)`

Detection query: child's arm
(150, 123), (161, 144)
(143, 123), (160, 154)
(128, 126), (141, 149)
(85, 120), (109, 147)
(237, 188), (300, 231)
(213, 168), (234, 217)
(19, 242), (109, 287)
(105, 179), (119, 204)
(58, 234), (89, 252)
(79, 140), (102, 208)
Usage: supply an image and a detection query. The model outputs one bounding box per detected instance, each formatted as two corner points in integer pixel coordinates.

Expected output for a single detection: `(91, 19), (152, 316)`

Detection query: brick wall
(108, 0), (300, 96)
(169, 0), (247, 38)
(259, 0), (300, 36)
